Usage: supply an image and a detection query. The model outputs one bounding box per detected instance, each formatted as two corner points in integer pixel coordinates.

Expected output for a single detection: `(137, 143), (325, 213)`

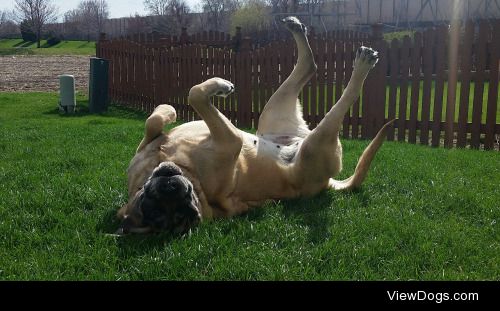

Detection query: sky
(1, 0), (202, 20)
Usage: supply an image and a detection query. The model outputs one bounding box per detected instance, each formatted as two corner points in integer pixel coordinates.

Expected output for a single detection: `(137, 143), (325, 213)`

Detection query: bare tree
(78, 1), (95, 41)
(94, 0), (109, 37)
(267, 0), (288, 13)
(144, 0), (169, 16)
(144, 0), (190, 34)
(64, 1), (109, 41)
(14, 0), (58, 48)
(231, 0), (271, 33)
(0, 10), (19, 38)
(201, 0), (241, 31)
(169, 0), (190, 30)
(63, 9), (81, 38)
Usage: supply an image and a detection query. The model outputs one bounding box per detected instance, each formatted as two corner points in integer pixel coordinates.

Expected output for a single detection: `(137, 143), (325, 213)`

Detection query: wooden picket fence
(97, 20), (500, 150)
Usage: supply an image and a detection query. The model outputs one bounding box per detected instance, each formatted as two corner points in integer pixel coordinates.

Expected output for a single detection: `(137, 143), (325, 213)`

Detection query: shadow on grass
(13, 41), (34, 48)
(43, 100), (150, 121)
(97, 188), (369, 256)
(280, 193), (333, 244)
(78, 42), (93, 48)
(97, 207), (183, 256)
(0, 48), (34, 56)
(280, 188), (370, 244)
(41, 42), (57, 48)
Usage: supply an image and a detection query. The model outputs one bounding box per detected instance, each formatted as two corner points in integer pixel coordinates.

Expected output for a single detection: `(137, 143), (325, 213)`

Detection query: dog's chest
(241, 132), (301, 164)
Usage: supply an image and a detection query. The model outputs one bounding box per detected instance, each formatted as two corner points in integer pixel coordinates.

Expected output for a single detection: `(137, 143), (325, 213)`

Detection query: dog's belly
(162, 122), (300, 202)
(233, 132), (301, 202)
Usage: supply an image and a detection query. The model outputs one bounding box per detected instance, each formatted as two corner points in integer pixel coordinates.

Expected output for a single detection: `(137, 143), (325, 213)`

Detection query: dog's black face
(118, 162), (201, 235)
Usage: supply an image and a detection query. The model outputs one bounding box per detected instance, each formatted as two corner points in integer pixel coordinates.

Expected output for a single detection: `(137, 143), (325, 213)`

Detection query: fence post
(445, 20), (461, 148)
(152, 31), (160, 42)
(180, 27), (189, 45)
(232, 26), (242, 51)
(96, 33), (107, 58)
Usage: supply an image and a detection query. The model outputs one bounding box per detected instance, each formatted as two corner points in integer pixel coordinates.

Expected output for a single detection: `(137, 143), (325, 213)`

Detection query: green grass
(0, 92), (499, 280)
(0, 39), (96, 56)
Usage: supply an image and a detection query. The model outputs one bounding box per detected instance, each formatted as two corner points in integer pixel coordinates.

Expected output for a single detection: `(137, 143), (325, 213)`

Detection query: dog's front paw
(354, 46), (379, 73)
(282, 16), (307, 34)
(206, 77), (235, 98)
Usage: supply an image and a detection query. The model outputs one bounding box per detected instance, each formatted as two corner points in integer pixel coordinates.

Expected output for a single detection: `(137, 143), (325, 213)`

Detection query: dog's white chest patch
(242, 132), (300, 163)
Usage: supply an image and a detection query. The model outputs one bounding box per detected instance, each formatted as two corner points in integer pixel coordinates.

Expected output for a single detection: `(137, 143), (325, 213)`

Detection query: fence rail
(97, 20), (500, 150)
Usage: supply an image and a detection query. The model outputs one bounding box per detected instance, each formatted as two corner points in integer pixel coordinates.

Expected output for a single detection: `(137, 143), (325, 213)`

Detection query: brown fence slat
(420, 28), (435, 145)
(456, 21), (474, 148)
(242, 50), (252, 127)
(484, 21), (500, 150)
(375, 39), (389, 134)
(310, 38), (319, 127)
(444, 20), (461, 148)
(431, 26), (447, 147)
(326, 39), (335, 113)
(408, 31), (422, 144)
(317, 38), (327, 133)
(251, 50), (259, 128)
(343, 40), (354, 138)
(351, 41), (362, 139)
(335, 40), (344, 131)
(398, 36), (411, 142)
(470, 20), (489, 149)
(387, 38), (399, 141)
(258, 48), (266, 127)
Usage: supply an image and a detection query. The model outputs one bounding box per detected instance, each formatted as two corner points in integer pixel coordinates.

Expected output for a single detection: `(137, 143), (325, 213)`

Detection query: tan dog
(116, 16), (393, 235)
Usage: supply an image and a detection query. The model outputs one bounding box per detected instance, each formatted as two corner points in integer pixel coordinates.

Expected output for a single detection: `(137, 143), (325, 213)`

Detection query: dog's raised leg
(136, 104), (177, 153)
(188, 78), (250, 216)
(188, 77), (242, 151)
(317, 47), (378, 136)
(292, 47), (387, 193)
(257, 16), (315, 139)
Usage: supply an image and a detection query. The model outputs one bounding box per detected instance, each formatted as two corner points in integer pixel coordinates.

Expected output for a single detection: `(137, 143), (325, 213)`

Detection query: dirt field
(0, 55), (90, 92)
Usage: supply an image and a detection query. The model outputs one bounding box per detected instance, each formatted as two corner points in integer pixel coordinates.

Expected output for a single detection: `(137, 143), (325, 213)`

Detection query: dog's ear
(116, 189), (148, 235)
(117, 201), (131, 219)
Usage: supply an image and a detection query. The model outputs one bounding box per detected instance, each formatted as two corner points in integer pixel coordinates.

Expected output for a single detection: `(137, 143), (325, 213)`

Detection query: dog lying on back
(116, 16), (392, 235)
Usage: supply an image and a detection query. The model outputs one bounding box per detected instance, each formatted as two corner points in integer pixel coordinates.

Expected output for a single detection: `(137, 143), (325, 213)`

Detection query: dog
(116, 16), (393, 235)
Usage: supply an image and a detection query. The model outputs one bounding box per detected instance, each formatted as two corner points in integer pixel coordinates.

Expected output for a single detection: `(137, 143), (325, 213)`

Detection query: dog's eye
(185, 188), (192, 199)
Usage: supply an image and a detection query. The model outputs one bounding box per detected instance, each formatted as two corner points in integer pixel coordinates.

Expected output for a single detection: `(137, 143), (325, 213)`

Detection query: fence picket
(409, 32), (422, 144)
(431, 26), (447, 147)
(457, 21), (474, 148)
(420, 28), (435, 145)
(387, 38), (399, 141)
(484, 21), (500, 150)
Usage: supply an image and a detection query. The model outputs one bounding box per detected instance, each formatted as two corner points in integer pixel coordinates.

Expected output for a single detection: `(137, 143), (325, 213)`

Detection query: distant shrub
(46, 35), (61, 46)
(20, 20), (36, 42)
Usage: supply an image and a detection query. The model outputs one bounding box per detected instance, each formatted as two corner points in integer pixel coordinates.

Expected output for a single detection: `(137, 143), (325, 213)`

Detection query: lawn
(0, 92), (498, 280)
(0, 38), (96, 56)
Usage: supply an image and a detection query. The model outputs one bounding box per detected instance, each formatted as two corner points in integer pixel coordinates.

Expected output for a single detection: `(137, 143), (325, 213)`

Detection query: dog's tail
(136, 104), (177, 153)
(329, 119), (395, 191)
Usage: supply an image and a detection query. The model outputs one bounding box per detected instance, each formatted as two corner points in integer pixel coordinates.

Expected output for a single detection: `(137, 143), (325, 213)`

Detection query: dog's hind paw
(354, 46), (379, 71)
(282, 16), (307, 34)
(206, 77), (235, 98)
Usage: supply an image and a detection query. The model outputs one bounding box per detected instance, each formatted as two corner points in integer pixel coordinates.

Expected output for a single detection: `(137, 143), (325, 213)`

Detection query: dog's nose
(160, 180), (179, 193)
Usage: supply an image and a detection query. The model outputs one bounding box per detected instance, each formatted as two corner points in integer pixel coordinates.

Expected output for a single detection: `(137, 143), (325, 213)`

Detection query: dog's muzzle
(117, 162), (201, 235)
